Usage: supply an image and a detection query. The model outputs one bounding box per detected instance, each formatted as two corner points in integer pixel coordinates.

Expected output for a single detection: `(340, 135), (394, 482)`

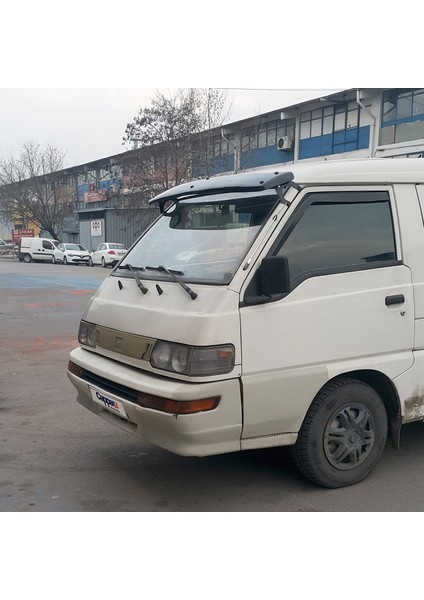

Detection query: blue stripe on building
(299, 126), (370, 160)
(241, 146), (294, 170)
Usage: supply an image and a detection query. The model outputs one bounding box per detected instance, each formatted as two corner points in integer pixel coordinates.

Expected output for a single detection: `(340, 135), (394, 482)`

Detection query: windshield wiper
(146, 265), (198, 300)
(117, 264), (148, 294)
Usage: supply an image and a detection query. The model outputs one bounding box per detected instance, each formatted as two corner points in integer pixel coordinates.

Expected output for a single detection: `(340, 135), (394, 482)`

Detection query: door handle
(385, 294), (405, 306)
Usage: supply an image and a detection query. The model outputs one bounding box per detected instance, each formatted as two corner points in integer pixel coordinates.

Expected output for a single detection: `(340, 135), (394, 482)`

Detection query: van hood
(82, 275), (241, 364)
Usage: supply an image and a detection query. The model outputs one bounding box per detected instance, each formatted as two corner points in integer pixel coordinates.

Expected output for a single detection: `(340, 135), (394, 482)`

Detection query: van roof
(288, 157), (424, 185)
(150, 158), (424, 208)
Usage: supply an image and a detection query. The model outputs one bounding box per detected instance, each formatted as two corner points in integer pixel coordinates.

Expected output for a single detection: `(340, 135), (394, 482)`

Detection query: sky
(1, 1), (416, 172)
(0, 87), (340, 168)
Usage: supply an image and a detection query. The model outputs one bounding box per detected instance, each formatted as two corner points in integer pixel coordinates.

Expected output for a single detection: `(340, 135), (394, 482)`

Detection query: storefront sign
(12, 229), (35, 243)
(91, 220), (102, 237)
(84, 189), (107, 203)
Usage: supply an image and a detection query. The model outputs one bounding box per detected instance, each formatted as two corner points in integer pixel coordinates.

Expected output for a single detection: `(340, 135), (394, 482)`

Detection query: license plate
(89, 386), (128, 419)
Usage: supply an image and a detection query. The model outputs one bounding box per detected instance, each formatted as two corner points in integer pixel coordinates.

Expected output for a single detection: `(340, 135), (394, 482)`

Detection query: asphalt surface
(2, 256), (424, 512)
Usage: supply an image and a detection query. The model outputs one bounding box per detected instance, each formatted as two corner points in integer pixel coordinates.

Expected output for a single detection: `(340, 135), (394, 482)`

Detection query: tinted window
(277, 192), (396, 281)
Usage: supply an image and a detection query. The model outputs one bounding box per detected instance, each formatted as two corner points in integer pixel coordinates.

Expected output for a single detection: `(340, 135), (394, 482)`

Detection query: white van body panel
(412, 185), (424, 331)
(19, 237), (59, 262)
(240, 266), (414, 439)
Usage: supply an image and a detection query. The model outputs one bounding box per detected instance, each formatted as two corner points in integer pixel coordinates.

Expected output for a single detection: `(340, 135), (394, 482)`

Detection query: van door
(30, 239), (56, 262)
(239, 187), (414, 445)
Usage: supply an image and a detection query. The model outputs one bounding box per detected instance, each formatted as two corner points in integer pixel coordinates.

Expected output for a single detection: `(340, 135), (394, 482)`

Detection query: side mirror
(243, 255), (290, 306)
(260, 256), (290, 296)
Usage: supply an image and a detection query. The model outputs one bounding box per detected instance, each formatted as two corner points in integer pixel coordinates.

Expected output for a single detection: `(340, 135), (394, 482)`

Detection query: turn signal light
(137, 392), (220, 414)
(68, 360), (84, 377)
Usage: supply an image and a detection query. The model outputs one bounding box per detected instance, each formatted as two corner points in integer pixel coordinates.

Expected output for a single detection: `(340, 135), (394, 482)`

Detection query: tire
(23, 253), (32, 263)
(291, 377), (387, 488)
(63, 256), (68, 265)
(88, 257), (94, 267)
(52, 256), (56, 264)
(101, 256), (107, 268)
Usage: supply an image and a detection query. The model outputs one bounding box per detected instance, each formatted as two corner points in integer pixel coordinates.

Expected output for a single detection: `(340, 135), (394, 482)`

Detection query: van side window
(277, 191), (396, 282)
(42, 240), (53, 250)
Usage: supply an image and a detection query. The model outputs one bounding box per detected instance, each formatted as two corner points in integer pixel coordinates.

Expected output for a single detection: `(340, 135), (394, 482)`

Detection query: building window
(258, 127), (267, 148)
(267, 127), (276, 146)
(212, 134), (235, 156)
(382, 89), (424, 123)
(110, 164), (122, 178)
(100, 166), (112, 180)
(59, 175), (74, 187)
(300, 103), (359, 140)
(241, 119), (295, 151)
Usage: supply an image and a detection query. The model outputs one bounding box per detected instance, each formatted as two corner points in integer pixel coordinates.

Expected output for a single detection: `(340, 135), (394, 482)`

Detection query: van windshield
(119, 192), (278, 284)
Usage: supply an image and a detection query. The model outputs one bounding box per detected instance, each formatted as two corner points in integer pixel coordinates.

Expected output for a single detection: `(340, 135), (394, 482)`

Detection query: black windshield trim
(111, 271), (232, 286)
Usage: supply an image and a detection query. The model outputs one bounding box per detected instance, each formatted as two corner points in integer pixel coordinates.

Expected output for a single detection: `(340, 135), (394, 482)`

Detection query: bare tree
(0, 141), (73, 240)
(120, 88), (233, 207)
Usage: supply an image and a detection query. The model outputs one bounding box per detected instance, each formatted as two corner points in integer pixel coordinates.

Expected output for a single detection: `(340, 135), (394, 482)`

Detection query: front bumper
(67, 346), (242, 457)
(68, 257), (89, 264)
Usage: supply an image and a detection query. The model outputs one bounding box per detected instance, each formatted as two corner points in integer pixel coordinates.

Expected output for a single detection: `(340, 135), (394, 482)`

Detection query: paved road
(1, 256), (424, 511)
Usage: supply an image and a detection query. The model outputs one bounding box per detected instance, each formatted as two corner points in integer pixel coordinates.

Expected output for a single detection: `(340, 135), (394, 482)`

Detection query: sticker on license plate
(90, 387), (128, 419)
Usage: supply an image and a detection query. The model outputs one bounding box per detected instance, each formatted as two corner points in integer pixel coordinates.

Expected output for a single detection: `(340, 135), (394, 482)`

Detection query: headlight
(151, 341), (235, 376)
(78, 320), (96, 348)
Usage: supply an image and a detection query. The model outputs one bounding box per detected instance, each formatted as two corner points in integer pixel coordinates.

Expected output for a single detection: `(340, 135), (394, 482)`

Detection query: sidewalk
(0, 253), (17, 260)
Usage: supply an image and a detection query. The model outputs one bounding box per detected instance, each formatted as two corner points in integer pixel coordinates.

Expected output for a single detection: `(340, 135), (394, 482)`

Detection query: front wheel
(23, 253), (32, 263)
(52, 256), (56, 264)
(291, 377), (388, 488)
(63, 256), (68, 265)
(101, 257), (107, 268)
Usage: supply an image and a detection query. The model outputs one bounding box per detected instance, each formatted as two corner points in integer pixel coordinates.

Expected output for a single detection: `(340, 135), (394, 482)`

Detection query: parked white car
(0, 239), (13, 255)
(52, 243), (90, 265)
(89, 242), (128, 267)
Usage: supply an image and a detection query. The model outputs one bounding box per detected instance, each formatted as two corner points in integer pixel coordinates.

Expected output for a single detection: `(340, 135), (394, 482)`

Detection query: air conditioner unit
(277, 136), (294, 151)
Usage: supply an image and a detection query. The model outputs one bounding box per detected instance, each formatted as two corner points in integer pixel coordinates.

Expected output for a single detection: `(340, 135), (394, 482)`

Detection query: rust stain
(403, 395), (424, 423)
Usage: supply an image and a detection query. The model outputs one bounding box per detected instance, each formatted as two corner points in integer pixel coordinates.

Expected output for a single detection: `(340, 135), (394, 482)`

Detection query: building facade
(4, 88), (422, 248)
(207, 88), (424, 177)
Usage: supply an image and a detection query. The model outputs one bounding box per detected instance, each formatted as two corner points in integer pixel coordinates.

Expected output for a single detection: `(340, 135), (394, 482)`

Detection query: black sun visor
(150, 170), (294, 212)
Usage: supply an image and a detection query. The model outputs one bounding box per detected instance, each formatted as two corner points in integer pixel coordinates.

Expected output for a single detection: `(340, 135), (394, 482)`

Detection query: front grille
(82, 369), (139, 404)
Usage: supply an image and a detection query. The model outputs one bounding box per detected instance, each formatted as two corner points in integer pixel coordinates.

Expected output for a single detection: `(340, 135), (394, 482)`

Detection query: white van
(67, 158), (424, 488)
(19, 237), (59, 263)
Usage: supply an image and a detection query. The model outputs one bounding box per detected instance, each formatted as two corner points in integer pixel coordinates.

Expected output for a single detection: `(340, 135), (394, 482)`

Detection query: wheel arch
(327, 369), (402, 450)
